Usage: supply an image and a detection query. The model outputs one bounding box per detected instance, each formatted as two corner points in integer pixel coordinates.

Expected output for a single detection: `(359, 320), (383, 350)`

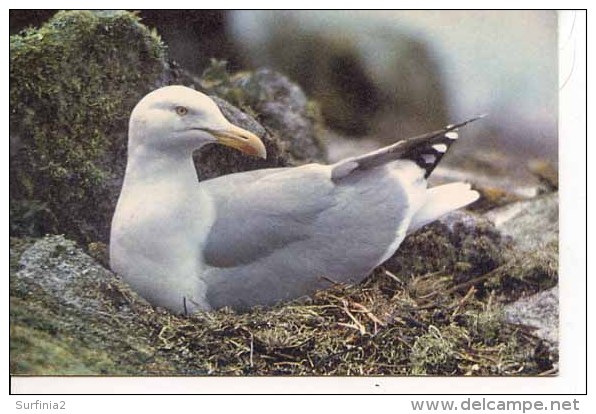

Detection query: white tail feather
(407, 182), (479, 233)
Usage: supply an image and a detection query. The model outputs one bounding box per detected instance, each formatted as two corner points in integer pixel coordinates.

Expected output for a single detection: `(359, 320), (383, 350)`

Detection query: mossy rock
(10, 309), (118, 375)
(10, 236), (177, 375)
(211, 66), (327, 162)
(10, 10), (168, 244)
(484, 193), (559, 300)
(385, 210), (506, 281)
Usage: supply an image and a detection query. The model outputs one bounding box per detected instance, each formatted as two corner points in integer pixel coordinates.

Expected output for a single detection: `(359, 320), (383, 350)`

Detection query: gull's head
(128, 85), (266, 158)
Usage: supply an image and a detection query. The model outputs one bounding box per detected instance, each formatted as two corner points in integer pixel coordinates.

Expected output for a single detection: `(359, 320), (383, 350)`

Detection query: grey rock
(212, 95), (268, 139)
(504, 286), (559, 349)
(483, 192), (559, 300)
(173, 64), (326, 164)
(229, 68), (326, 162)
(9, 235), (171, 374)
(486, 192), (558, 252)
(13, 236), (139, 314)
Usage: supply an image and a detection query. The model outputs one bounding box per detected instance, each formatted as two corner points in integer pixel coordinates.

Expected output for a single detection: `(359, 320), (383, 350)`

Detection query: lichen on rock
(227, 68), (327, 162)
(10, 235), (171, 375)
(485, 193), (559, 299)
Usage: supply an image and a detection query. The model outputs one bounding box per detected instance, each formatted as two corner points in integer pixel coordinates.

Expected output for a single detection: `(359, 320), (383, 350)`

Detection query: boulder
(487, 193), (559, 353)
(486, 193), (559, 296)
(10, 236), (170, 374)
(486, 192), (558, 252)
(504, 286), (559, 350)
(228, 68), (327, 162)
(196, 62), (327, 163)
(193, 65), (329, 180)
(194, 95), (292, 181)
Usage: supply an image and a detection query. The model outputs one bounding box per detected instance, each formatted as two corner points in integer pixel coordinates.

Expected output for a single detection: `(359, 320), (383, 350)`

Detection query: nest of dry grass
(130, 264), (555, 376)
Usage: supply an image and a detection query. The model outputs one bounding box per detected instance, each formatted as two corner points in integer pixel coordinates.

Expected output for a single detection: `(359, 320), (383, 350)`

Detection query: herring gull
(110, 85), (481, 313)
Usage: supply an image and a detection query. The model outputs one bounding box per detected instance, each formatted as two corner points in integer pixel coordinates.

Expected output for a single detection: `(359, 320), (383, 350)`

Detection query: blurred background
(11, 10), (558, 185)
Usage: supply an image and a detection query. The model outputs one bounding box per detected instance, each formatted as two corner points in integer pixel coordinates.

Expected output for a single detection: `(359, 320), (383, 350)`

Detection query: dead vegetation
(114, 265), (555, 376)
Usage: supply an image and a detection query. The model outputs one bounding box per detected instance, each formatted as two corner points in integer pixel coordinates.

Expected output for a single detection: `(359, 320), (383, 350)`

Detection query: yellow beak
(210, 124), (267, 159)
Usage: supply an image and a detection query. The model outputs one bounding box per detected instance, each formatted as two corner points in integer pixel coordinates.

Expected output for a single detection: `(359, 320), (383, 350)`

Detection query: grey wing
(199, 163), (413, 310)
(200, 165), (333, 268)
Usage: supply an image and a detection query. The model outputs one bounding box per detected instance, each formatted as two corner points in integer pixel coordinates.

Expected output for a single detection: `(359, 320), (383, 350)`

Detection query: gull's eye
(175, 106), (188, 116)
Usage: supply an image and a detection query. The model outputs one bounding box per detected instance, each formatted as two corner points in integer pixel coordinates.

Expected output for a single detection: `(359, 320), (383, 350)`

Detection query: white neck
(111, 144), (215, 313)
(124, 145), (199, 188)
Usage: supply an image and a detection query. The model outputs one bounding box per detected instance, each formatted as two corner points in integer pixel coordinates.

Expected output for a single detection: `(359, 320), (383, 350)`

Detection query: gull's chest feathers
(110, 177), (216, 313)
(111, 176), (216, 271)
(117, 182), (202, 235)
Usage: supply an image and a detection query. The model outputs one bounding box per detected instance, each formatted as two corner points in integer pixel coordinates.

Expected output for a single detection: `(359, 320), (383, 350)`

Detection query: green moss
(485, 244), (559, 302)
(10, 10), (167, 244)
(10, 324), (116, 375)
(199, 59), (279, 121)
(462, 306), (502, 345)
(9, 278), (175, 375)
(410, 325), (464, 375)
(199, 59), (252, 111)
(9, 293), (117, 375)
(385, 213), (505, 285)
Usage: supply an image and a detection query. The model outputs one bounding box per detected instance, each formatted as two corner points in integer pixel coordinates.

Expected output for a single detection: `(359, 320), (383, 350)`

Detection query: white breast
(110, 179), (216, 313)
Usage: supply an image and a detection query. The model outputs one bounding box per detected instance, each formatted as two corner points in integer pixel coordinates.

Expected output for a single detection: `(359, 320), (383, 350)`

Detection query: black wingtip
(407, 115), (486, 178)
(330, 115), (486, 182)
